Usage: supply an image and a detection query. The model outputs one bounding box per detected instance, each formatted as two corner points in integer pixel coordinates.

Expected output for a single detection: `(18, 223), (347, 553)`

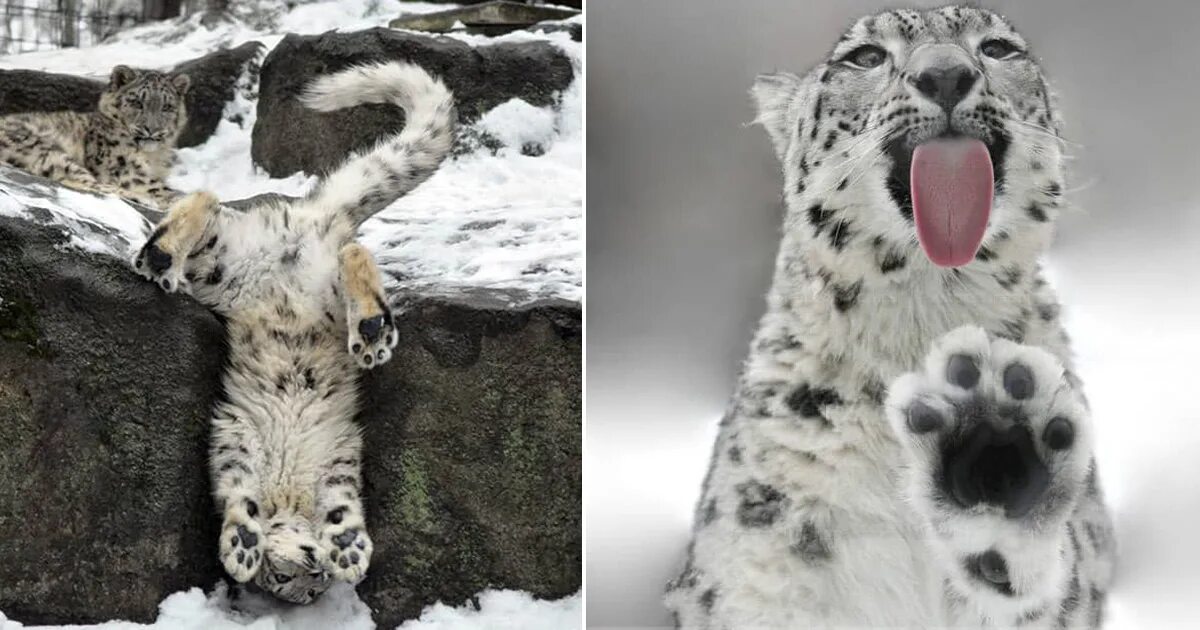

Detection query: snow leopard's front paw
(319, 523), (373, 584)
(887, 326), (1092, 526)
(132, 230), (188, 293)
(131, 191), (220, 293)
(220, 515), (265, 583)
(347, 303), (398, 370)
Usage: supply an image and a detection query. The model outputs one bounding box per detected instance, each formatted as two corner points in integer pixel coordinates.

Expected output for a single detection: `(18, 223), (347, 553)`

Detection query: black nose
(912, 65), (979, 113)
(941, 422), (1049, 518)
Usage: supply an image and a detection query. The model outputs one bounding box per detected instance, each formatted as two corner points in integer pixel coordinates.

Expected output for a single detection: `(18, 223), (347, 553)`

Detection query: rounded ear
(172, 73), (191, 95)
(110, 65), (137, 89)
(750, 72), (803, 161)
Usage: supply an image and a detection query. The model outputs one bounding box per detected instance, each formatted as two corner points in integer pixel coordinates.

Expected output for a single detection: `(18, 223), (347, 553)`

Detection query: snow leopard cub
(667, 6), (1114, 628)
(0, 65), (189, 208)
(131, 62), (455, 603)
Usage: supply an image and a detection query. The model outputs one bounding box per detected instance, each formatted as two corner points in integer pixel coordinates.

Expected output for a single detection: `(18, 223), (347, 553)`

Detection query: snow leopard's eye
(840, 44), (888, 69)
(274, 573), (292, 583)
(980, 38), (1022, 60)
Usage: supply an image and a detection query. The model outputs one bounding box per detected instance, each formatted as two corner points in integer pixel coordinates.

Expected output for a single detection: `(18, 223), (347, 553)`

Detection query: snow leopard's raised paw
(347, 306), (398, 370)
(886, 326), (1093, 526)
(219, 517), (265, 583)
(132, 235), (188, 294)
(320, 524), (373, 584)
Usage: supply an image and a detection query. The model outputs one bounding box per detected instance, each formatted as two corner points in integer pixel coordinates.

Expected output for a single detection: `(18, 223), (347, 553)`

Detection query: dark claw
(358, 315), (385, 343)
(947, 354), (980, 389)
(146, 244), (172, 274)
(1003, 363), (1035, 400)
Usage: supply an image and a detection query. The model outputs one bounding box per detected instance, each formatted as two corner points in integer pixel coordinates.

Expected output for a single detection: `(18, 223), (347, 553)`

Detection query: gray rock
(0, 42), (263, 149)
(0, 215), (225, 625)
(389, 1), (580, 35)
(250, 28), (575, 177)
(0, 185), (580, 623)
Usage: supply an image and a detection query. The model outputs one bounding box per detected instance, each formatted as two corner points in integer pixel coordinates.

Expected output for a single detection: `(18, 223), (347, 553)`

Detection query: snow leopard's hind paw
(886, 325), (1093, 525)
(347, 304), (398, 370)
(338, 242), (398, 369)
(319, 523), (373, 584)
(220, 515), (265, 583)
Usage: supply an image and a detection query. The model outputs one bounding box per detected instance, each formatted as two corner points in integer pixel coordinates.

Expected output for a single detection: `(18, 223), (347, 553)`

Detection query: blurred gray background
(587, 1), (1200, 628)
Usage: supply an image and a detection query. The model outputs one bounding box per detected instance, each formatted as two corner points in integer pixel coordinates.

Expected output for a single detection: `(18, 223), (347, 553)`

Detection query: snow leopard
(666, 6), (1115, 628)
(130, 61), (455, 603)
(0, 65), (189, 208)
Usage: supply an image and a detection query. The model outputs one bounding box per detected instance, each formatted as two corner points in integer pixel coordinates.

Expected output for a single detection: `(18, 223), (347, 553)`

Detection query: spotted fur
(666, 7), (1113, 628)
(0, 65), (189, 208)
(130, 61), (455, 604)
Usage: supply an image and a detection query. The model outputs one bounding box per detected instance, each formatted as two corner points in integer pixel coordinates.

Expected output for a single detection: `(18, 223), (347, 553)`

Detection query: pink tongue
(910, 138), (993, 267)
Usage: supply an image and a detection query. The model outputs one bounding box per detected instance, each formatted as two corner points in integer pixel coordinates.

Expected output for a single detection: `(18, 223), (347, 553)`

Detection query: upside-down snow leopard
(666, 6), (1114, 628)
(0, 65), (189, 208)
(131, 61), (455, 603)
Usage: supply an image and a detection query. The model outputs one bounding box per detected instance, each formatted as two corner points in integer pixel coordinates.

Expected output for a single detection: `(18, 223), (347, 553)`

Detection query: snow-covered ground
(0, 2), (582, 628)
(0, 584), (581, 630)
(0, 1), (583, 303)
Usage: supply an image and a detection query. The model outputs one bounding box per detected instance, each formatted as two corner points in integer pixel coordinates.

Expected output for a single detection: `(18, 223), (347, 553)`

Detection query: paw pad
(946, 354), (980, 389)
(1002, 363), (1035, 400)
(146, 245), (172, 274)
(1043, 417), (1074, 450)
(906, 401), (942, 434)
(974, 549), (1010, 585)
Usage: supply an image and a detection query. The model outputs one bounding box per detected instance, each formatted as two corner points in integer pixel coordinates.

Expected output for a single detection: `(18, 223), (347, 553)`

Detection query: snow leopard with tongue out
(666, 6), (1114, 629)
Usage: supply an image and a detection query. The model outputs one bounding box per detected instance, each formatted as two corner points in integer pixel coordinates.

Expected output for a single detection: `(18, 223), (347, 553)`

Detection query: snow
(0, 1), (582, 304)
(0, 583), (581, 630)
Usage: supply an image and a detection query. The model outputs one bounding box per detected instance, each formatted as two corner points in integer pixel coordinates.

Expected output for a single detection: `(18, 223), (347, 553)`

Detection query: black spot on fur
(327, 506), (346, 524)
(879, 251), (906, 273)
(245, 500), (258, 518)
(735, 481), (785, 528)
(832, 281), (862, 312)
(807, 204), (835, 234)
(699, 588), (717, 612)
(826, 220), (853, 251)
(1027, 202), (1049, 222)
(975, 245), (996, 262)
(786, 383), (842, 420)
(997, 266), (1022, 289)
(701, 499), (719, 526)
(791, 521), (832, 563)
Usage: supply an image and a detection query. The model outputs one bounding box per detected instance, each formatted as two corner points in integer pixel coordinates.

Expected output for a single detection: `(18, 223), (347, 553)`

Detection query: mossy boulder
(0, 178), (580, 624)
